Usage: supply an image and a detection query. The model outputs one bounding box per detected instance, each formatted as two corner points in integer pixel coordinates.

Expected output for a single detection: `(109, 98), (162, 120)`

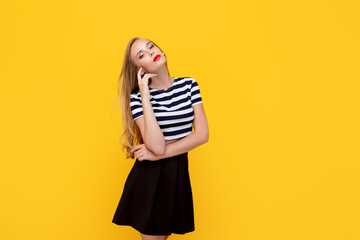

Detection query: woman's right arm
(134, 67), (165, 155)
(137, 95), (166, 155)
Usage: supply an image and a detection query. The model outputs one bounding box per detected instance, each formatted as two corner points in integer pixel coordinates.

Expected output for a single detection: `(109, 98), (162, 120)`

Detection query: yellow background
(1, 0), (359, 239)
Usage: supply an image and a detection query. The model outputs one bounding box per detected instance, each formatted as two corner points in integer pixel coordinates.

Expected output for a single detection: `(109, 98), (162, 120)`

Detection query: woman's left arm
(155, 103), (209, 159)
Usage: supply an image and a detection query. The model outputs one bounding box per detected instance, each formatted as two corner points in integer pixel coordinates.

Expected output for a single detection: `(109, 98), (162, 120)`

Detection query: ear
(141, 66), (147, 74)
(136, 66), (143, 74)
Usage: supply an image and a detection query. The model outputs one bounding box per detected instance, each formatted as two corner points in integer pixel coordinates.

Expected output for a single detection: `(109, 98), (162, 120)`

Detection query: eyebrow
(136, 41), (151, 58)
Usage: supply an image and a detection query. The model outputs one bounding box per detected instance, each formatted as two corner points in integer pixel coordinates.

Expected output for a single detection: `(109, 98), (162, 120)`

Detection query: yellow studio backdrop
(0, 0), (359, 239)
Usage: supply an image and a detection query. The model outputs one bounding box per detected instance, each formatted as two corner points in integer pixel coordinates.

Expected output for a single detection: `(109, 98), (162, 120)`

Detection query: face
(130, 38), (166, 74)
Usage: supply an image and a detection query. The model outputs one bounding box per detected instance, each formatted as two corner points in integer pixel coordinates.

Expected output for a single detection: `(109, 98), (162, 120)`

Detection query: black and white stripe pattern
(130, 77), (203, 140)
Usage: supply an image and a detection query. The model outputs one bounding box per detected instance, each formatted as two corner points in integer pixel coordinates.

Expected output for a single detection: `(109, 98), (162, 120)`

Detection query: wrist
(140, 89), (150, 97)
(141, 95), (150, 102)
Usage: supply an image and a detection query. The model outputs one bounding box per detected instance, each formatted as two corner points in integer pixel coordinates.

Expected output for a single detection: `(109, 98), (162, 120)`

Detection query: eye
(139, 44), (154, 59)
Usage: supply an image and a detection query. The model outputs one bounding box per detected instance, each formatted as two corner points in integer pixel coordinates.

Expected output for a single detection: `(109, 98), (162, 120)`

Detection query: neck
(148, 66), (173, 90)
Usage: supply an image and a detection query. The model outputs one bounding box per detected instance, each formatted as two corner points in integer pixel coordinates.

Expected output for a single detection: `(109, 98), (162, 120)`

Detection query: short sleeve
(190, 78), (203, 107)
(130, 93), (143, 121)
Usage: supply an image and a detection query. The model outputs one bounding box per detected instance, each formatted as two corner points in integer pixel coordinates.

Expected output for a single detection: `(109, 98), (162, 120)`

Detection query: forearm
(155, 131), (208, 159)
(142, 98), (166, 154)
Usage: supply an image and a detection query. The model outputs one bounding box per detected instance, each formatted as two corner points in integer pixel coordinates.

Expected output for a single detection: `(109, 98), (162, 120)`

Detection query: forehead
(131, 39), (151, 57)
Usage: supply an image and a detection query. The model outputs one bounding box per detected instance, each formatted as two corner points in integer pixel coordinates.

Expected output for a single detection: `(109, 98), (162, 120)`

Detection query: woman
(112, 37), (209, 240)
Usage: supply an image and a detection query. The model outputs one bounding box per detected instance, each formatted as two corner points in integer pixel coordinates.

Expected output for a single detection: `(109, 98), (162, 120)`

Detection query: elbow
(156, 148), (166, 155)
(203, 134), (209, 144)
(144, 133), (166, 155)
(147, 139), (166, 155)
(152, 144), (166, 155)
(203, 129), (209, 143)
(199, 131), (209, 144)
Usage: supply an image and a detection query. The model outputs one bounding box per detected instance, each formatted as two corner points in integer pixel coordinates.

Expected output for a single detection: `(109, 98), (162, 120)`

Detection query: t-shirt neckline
(148, 77), (178, 92)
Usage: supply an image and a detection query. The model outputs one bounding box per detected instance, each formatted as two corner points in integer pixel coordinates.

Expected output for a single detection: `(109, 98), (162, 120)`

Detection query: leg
(140, 233), (170, 240)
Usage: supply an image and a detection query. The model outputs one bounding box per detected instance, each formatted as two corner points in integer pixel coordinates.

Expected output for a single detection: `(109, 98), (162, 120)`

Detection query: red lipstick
(153, 54), (161, 62)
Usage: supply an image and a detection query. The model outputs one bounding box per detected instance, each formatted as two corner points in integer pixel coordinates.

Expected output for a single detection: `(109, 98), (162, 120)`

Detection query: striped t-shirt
(130, 77), (203, 141)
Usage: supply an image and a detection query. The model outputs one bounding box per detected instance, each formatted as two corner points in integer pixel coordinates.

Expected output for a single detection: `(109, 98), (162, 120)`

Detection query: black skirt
(112, 152), (195, 236)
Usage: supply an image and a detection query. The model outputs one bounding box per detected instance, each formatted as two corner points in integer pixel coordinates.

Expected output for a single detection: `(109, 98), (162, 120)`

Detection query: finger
(132, 148), (140, 158)
(135, 148), (142, 156)
(144, 73), (157, 77)
(131, 145), (140, 153)
(137, 66), (143, 78)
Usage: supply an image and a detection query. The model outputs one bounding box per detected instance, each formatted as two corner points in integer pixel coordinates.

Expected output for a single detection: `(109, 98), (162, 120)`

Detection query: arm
(136, 97), (166, 155)
(155, 103), (209, 159)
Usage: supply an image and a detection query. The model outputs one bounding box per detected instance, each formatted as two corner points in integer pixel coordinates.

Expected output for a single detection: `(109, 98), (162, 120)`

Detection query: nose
(144, 49), (155, 58)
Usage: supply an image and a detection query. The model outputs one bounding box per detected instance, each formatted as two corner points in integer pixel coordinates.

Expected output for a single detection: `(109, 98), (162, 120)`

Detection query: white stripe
(153, 101), (192, 116)
(132, 108), (143, 115)
(160, 123), (193, 132)
(192, 101), (203, 106)
(191, 85), (200, 93)
(157, 116), (194, 125)
(133, 115), (143, 121)
(191, 93), (201, 100)
(150, 84), (190, 98)
(130, 101), (142, 107)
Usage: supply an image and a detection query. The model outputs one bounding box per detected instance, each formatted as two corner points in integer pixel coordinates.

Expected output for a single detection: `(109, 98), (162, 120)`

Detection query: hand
(131, 144), (160, 161)
(137, 66), (157, 99)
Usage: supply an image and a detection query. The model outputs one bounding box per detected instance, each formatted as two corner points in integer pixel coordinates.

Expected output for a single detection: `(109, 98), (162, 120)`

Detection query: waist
(159, 151), (188, 161)
(165, 139), (179, 144)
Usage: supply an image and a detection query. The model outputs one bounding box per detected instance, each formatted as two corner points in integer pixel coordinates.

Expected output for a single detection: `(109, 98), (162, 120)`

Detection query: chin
(152, 59), (165, 67)
(158, 59), (166, 66)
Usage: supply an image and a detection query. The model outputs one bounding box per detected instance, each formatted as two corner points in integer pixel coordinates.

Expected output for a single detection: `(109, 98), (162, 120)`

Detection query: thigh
(139, 233), (170, 240)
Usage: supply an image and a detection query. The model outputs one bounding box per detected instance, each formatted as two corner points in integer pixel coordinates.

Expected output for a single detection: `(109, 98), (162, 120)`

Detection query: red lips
(153, 54), (161, 62)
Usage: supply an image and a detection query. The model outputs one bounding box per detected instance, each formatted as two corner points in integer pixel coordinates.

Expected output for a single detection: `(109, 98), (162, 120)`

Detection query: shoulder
(182, 77), (200, 88)
(130, 90), (141, 101)
(176, 76), (196, 81)
(183, 77), (199, 83)
(131, 87), (140, 95)
(175, 77), (198, 86)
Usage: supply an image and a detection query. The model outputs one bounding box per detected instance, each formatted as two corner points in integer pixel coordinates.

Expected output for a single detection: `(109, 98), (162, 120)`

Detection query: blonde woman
(112, 37), (209, 240)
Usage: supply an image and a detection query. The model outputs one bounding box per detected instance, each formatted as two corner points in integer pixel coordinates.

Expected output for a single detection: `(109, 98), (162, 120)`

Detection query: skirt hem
(112, 220), (195, 236)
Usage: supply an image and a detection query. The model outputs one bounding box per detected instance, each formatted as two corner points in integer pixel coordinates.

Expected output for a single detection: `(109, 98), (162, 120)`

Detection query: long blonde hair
(112, 37), (170, 159)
